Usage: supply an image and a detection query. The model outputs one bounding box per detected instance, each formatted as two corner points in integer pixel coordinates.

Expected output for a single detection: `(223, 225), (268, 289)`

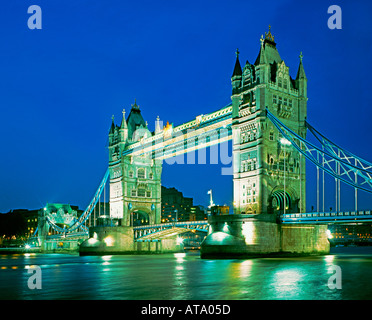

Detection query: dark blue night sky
(0, 0), (371, 213)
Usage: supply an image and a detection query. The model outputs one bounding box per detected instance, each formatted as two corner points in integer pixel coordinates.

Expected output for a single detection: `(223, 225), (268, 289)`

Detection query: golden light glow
(104, 236), (114, 247)
(242, 221), (256, 245)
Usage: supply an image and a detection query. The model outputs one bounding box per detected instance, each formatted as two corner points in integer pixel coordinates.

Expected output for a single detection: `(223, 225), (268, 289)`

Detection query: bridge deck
(281, 210), (372, 224)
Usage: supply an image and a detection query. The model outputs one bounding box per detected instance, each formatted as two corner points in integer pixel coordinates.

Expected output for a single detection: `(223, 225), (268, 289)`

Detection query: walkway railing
(281, 210), (372, 224)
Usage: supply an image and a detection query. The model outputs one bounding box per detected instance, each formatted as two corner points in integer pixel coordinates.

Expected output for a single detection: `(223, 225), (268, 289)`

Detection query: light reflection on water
(1, 247), (372, 299)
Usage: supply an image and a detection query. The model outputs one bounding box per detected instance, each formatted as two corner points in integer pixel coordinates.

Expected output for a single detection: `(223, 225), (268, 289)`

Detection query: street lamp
(128, 203), (133, 226)
(280, 138), (291, 215)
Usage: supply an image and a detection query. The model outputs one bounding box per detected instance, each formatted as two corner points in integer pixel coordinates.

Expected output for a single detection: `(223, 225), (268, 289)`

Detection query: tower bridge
(32, 27), (372, 257)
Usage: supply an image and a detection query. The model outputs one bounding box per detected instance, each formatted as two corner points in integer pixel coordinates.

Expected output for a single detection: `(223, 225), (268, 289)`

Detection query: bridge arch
(129, 206), (152, 226)
(268, 187), (298, 214)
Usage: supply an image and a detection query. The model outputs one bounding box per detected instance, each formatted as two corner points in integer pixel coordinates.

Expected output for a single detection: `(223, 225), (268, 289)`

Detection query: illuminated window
(278, 78), (282, 87)
(138, 188), (146, 197)
(138, 168), (145, 179)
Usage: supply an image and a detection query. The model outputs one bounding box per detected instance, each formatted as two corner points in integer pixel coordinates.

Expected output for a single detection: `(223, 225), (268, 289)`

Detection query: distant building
(211, 205), (230, 216)
(161, 186), (207, 222)
(0, 209), (39, 239)
(190, 205), (208, 221)
(0, 203), (84, 241)
(328, 224), (372, 245)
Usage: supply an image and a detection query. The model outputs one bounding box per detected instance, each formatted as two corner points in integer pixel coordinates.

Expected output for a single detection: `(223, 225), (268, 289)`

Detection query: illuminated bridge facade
(33, 28), (372, 256)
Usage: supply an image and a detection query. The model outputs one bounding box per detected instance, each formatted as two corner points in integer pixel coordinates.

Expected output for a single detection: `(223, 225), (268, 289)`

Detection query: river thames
(1, 247), (372, 300)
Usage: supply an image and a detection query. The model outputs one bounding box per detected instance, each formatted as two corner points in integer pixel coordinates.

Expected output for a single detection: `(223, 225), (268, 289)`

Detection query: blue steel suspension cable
(45, 169), (109, 233)
(306, 121), (372, 170)
(266, 109), (372, 194)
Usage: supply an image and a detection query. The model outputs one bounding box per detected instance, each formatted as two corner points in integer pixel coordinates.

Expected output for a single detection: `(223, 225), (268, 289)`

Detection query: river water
(1, 247), (372, 300)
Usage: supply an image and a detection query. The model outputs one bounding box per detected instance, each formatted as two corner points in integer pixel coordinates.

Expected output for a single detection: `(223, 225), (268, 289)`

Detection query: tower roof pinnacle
(131, 99), (140, 110)
(265, 25), (275, 43)
(232, 48), (242, 77)
(120, 108), (127, 129)
(296, 51), (307, 80)
(109, 115), (115, 134)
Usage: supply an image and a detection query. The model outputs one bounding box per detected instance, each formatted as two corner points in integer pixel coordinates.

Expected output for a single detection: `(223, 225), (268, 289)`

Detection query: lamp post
(128, 203), (133, 226)
(280, 138), (291, 215)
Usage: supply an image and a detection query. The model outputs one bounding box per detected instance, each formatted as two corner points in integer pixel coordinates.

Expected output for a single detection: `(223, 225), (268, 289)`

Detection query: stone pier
(79, 226), (183, 256)
(200, 214), (330, 258)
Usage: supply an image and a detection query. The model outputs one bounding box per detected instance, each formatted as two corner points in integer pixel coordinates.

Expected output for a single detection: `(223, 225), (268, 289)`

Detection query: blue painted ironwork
(45, 169), (109, 234)
(281, 210), (372, 224)
(134, 220), (209, 240)
(266, 109), (372, 194)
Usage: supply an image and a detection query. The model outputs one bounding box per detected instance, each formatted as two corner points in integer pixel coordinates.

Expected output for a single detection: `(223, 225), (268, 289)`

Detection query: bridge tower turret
(231, 27), (307, 217)
(231, 48), (242, 119)
(108, 100), (162, 226)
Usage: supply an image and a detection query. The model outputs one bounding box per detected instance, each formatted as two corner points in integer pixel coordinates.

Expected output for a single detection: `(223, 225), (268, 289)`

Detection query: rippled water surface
(1, 247), (372, 300)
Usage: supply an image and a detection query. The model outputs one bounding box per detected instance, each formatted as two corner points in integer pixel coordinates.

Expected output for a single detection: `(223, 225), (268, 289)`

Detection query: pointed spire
(232, 48), (242, 77)
(296, 51), (307, 80)
(255, 35), (267, 65)
(155, 115), (162, 134)
(109, 115), (115, 134)
(120, 108), (127, 129)
(131, 99), (140, 110)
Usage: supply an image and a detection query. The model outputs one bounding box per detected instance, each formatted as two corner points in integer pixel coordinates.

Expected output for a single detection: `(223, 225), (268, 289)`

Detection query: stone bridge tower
(108, 101), (162, 226)
(232, 27), (307, 216)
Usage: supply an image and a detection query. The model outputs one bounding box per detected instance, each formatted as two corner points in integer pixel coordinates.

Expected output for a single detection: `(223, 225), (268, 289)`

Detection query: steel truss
(266, 109), (372, 194)
(46, 169), (109, 234)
